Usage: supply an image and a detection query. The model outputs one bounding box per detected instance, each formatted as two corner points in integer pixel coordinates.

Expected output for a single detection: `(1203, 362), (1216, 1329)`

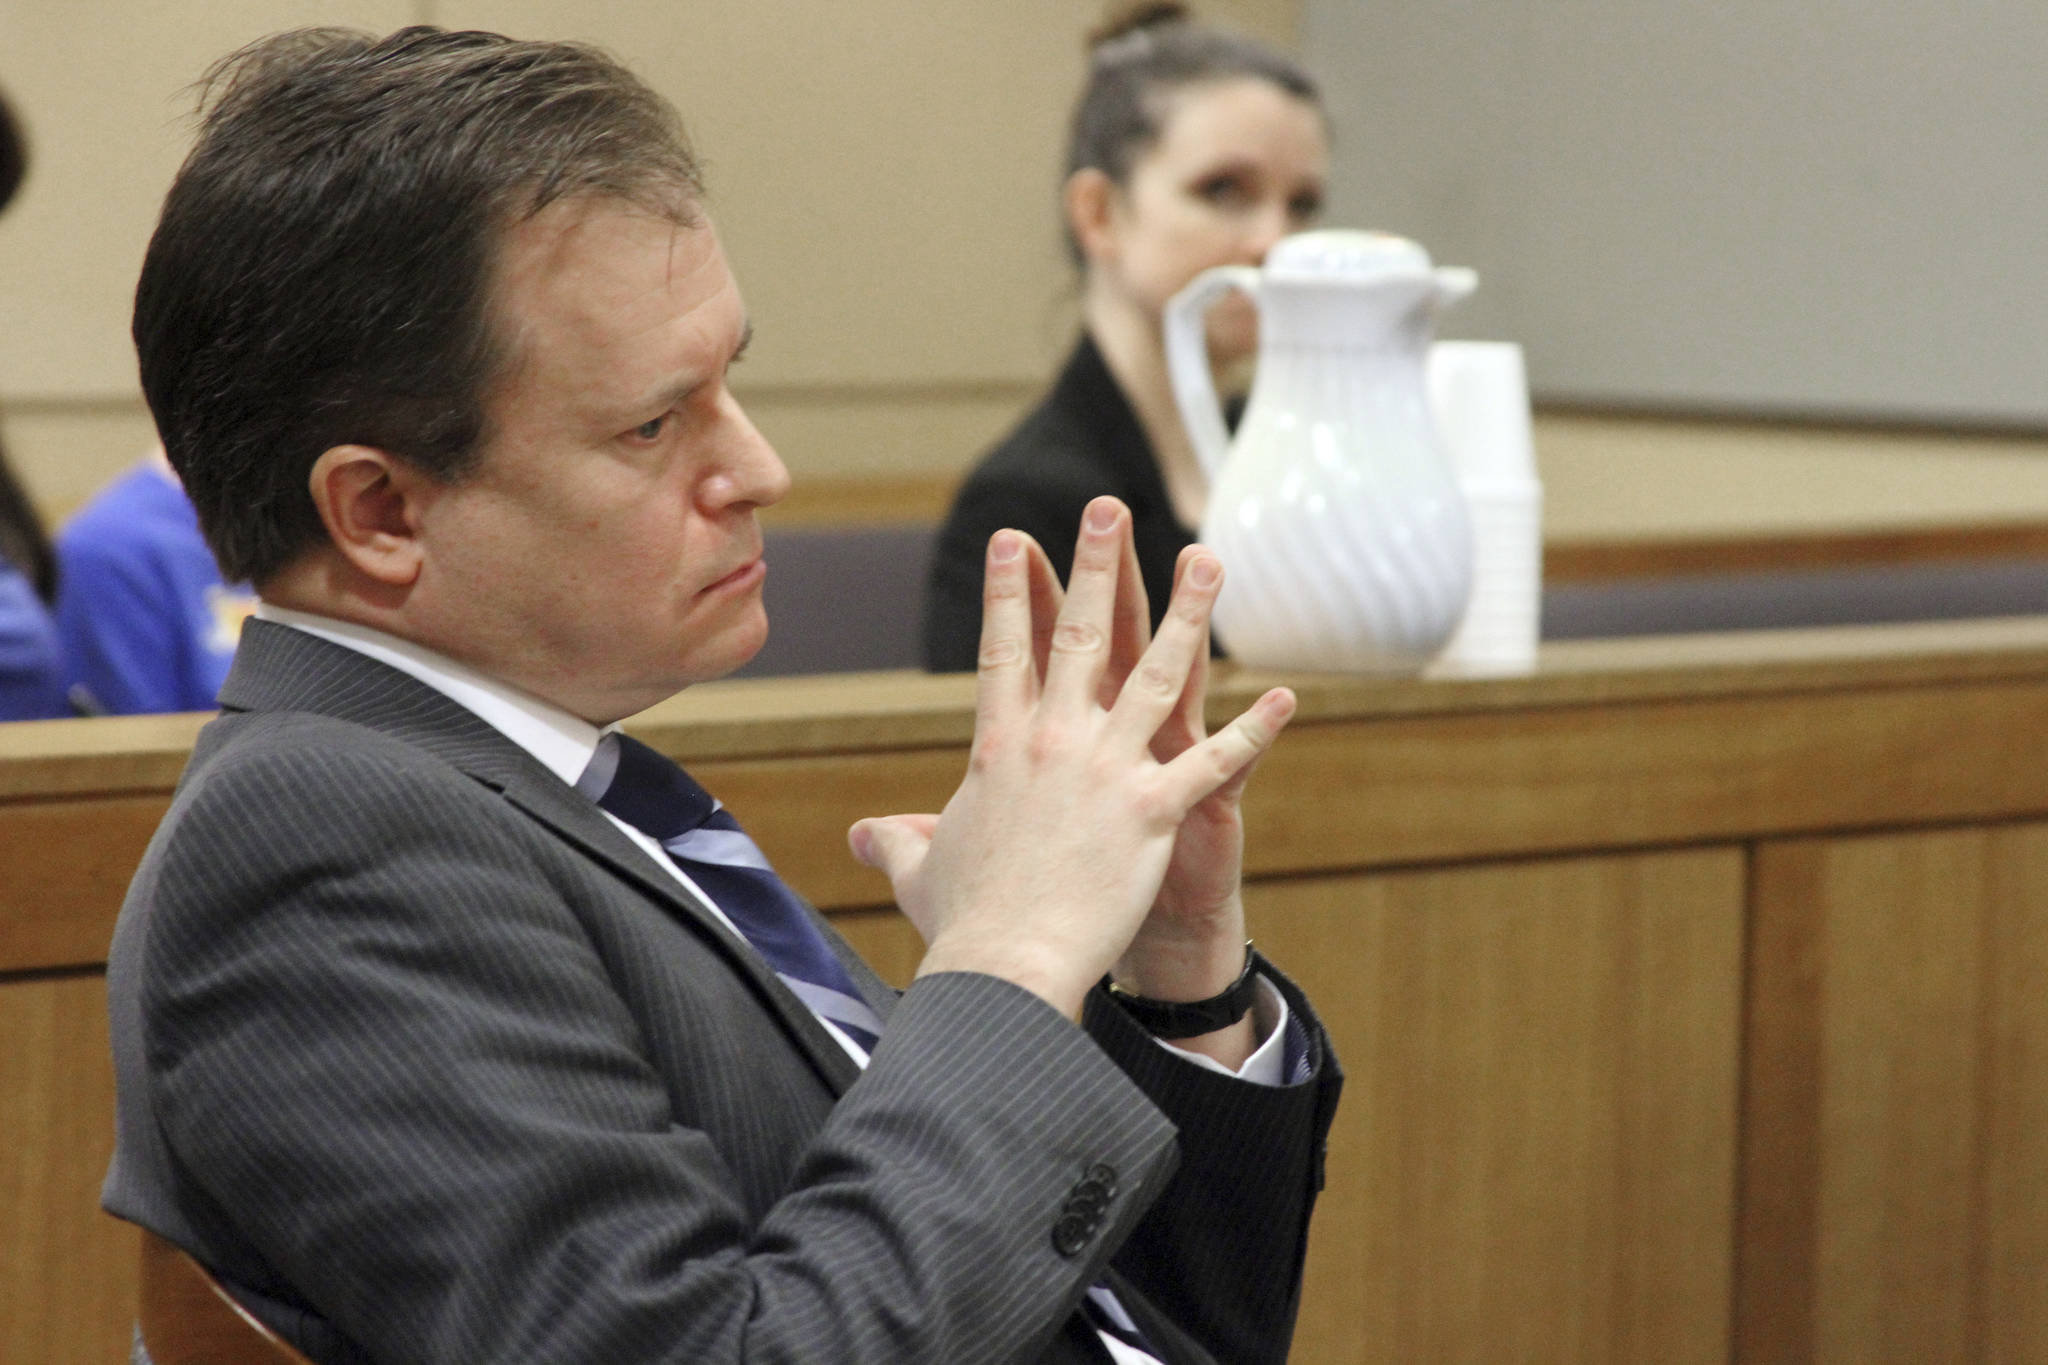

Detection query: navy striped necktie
(578, 732), (884, 1054)
(581, 733), (1160, 1363)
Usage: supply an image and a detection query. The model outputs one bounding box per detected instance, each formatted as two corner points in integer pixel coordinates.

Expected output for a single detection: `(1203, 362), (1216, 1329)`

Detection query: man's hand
(849, 497), (1294, 1024)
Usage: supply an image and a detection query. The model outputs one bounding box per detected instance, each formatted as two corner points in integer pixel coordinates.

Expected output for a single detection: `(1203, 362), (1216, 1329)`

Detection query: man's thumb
(848, 815), (929, 878)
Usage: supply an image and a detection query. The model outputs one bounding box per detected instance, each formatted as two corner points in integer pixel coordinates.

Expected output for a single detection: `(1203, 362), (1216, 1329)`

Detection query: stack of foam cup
(1425, 341), (1543, 676)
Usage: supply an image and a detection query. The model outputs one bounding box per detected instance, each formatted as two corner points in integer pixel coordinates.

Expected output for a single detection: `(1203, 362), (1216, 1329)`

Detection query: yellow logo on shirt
(206, 585), (259, 654)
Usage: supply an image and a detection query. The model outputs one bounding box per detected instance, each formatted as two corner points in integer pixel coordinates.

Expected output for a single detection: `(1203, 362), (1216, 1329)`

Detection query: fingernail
(847, 822), (872, 861)
(1085, 501), (1117, 532)
(990, 531), (1021, 562)
(1190, 556), (1220, 587)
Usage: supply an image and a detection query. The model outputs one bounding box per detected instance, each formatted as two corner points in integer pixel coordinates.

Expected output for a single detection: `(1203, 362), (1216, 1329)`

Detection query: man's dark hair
(134, 27), (704, 585)
(1064, 3), (1322, 264)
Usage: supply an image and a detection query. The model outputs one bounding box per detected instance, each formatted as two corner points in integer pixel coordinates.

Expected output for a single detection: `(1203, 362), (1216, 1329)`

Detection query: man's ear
(306, 444), (427, 587)
(1063, 167), (1120, 267)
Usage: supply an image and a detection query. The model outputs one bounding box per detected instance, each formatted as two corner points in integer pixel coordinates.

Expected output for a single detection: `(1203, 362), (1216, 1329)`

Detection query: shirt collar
(253, 603), (605, 788)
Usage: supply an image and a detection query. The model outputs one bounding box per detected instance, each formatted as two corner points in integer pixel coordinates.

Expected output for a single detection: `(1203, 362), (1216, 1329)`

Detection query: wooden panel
(1547, 522), (2048, 584)
(2, 621), (2046, 1363)
(1740, 825), (2048, 1365)
(827, 905), (923, 992)
(140, 1228), (314, 1365)
(761, 473), (960, 529)
(689, 669), (2048, 911)
(0, 973), (136, 1365)
(1248, 676), (2048, 875)
(1255, 848), (1745, 1365)
(0, 796), (167, 970)
(1733, 840), (1824, 1363)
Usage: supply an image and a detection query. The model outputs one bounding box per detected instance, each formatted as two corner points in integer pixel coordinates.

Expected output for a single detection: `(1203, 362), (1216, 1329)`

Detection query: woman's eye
(1196, 174), (1251, 208)
(632, 416), (666, 442)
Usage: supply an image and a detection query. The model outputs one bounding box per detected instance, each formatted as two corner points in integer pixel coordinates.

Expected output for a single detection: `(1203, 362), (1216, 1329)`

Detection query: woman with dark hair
(922, 2), (1328, 670)
(0, 87), (69, 719)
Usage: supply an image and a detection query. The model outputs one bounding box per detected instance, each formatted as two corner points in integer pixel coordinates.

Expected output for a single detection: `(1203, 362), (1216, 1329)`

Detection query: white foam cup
(1428, 341), (1536, 484)
(1427, 340), (1542, 675)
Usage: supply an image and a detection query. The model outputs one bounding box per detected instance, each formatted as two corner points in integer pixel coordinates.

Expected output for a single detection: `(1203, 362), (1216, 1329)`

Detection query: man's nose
(703, 394), (791, 511)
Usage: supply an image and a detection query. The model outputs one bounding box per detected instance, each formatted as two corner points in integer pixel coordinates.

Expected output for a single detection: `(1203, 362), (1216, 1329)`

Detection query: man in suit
(103, 26), (1339, 1365)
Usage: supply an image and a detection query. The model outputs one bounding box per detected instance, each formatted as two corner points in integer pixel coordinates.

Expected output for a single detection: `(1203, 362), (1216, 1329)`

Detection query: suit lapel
(220, 620), (864, 1096)
(498, 765), (864, 1094)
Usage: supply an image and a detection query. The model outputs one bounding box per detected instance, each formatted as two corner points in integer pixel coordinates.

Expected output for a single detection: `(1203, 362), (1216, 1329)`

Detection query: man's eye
(632, 416), (666, 442)
(1289, 191), (1325, 222)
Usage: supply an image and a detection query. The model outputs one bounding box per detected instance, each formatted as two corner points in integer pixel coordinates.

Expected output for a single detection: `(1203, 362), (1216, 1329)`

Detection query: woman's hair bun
(0, 91), (27, 214)
(1088, 2), (1192, 52)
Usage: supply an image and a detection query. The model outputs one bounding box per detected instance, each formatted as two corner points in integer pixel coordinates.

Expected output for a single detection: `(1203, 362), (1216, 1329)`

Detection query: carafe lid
(1265, 230), (1435, 283)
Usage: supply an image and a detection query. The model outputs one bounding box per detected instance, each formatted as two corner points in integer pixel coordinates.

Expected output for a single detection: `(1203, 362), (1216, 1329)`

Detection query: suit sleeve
(1084, 964), (1343, 1365)
(139, 737), (1179, 1365)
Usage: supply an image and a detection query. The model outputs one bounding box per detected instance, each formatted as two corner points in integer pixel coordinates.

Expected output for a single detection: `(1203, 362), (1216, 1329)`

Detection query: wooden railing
(7, 617), (2048, 1363)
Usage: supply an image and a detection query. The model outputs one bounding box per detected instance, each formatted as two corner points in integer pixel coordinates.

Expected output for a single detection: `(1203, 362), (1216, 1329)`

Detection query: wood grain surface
(1739, 827), (2048, 1365)
(7, 618), (2048, 1363)
(0, 974), (135, 1365)
(1255, 850), (1744, 1365)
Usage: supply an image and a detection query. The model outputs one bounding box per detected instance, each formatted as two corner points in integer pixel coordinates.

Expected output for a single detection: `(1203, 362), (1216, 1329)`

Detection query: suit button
(1052, 1212), (1093, 1257)
(1086, 1164), (1118, 1195)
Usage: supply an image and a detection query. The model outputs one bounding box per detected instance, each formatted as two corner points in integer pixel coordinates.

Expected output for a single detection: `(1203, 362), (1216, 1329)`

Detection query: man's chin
(677, 612), (771, 688)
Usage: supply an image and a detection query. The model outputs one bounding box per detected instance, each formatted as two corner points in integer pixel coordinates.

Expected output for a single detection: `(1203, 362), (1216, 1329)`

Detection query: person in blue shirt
(0, 85), (69, 721)
(0, 540), (66, 719)
(55, 447), (256, 714)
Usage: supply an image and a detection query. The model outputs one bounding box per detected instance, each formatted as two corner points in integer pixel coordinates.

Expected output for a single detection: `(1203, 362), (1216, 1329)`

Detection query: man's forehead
(482, 195), (742, 427)
(498, 195), (718, 300)
(493, 198), (739, 372)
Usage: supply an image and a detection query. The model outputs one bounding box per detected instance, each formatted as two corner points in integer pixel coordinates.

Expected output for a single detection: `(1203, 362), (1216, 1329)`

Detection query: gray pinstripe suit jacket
(103, 621), (1340, 1364)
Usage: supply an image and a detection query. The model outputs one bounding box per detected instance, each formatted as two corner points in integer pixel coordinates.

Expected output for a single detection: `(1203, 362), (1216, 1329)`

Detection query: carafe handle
(1164, 265), (1260, 485)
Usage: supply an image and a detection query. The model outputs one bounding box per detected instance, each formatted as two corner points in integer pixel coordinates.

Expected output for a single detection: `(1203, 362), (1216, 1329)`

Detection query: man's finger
(1042, 497), (1130, 712)
(1151, 546), (1212, 762)
(1108, 549), (1222, 750)
(1156, 686), (1297, 814)
(973, 530), (1040, 732)
(1100, 517), (1151, 709)
(1024, 536), (1063, 684)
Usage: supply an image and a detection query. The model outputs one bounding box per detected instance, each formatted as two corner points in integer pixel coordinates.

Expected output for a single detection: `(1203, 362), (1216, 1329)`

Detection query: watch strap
(1105, 942), (1259, 1039)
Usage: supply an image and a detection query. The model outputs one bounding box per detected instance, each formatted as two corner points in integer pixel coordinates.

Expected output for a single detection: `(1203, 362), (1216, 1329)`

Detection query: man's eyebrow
(634, 321), (755, 415)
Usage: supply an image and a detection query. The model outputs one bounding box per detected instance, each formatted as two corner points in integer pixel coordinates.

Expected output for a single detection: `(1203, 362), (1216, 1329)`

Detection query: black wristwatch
(1105, 942), (1260, 1039)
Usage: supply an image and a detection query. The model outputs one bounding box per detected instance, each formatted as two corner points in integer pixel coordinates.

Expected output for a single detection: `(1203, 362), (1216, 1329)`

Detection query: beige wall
(0, 0), (1296, 518)
(1303, 2), (2048, 428)
(4, 0), (2045, 540)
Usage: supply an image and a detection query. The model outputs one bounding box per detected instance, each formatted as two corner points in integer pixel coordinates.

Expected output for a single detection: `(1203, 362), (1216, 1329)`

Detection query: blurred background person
(54, 443), (255, 714)
(0, 84), (68, 720)
(921, 2), (1328, 671)
(0, 454), (63, 718)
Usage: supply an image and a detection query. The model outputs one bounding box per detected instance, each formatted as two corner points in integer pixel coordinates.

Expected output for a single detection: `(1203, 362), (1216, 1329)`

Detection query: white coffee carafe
(1166, 230), (1477, 673)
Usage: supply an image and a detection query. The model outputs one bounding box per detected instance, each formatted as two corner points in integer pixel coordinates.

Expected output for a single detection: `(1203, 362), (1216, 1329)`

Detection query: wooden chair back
(138, 1228), (315, 1365)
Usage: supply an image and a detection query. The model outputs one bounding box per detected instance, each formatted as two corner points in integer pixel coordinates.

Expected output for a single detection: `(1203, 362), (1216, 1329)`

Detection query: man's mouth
(701, 556), (765, 595)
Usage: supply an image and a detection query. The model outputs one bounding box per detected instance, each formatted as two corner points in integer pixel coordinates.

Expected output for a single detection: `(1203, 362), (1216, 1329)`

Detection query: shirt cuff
(1152, 974), (1292, 1085)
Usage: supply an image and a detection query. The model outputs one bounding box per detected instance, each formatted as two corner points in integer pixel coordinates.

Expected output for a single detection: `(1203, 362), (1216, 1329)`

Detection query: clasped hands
(851, 497), (1295, 1063)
